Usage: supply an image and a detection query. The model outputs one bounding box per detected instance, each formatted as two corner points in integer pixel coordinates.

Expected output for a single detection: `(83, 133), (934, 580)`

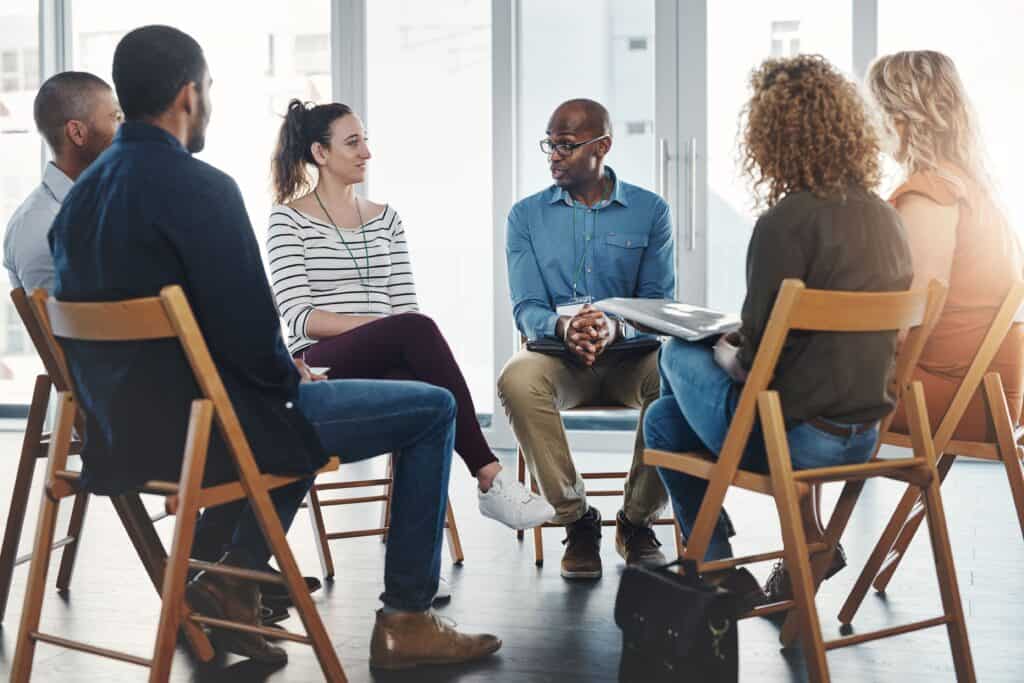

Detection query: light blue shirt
(3, 162), (73, 291)
(506, 167), (675, 340)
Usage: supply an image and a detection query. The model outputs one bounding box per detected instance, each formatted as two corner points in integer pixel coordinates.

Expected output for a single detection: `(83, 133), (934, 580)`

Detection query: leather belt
(807, 417), (878, 438)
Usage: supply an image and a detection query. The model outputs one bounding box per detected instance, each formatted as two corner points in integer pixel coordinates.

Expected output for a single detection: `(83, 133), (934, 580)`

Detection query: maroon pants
(300, 312), (497, 476)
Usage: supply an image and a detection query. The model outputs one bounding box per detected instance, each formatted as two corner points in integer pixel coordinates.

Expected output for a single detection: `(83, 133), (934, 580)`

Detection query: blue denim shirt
(49, 121), (327, 493)
(506, 168), (675, 339)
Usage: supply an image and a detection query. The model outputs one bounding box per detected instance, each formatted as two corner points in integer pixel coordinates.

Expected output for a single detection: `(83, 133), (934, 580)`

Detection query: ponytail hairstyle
(272, 98), (354, 204)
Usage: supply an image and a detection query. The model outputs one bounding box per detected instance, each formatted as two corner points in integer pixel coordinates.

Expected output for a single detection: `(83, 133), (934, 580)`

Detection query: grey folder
(596, 298), (740, 341)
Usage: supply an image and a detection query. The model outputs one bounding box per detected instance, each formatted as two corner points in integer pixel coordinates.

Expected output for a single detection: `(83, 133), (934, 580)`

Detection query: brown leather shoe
(615, 510), (667, 566)
(369, 609), (502, 670)
(186, 555), (287, 665)
(560, 506), (602, 579)
(763, 542), (848, 603)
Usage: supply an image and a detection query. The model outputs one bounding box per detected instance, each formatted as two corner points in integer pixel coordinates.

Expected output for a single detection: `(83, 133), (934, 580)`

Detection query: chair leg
(0, 375), (50, 623)
(530, 471), (544, 566)
(903, 382), (976, 682)
(838, 453), (955, 625)
(673, 519), (684, 559)
(10, 391), (75, 683)
(516, 448), (526, 542)
(983, 373), (1024, 539)
(199, 382), (347, 682)
(306, 486), (336, 581)
(150, 400), (214, 682)
(920, 476), (977, 681)
(445, 499), (465, 565)
(759, 393), (830, 682)
(381, 453), (395, 544)
(54, 489), (89, 592)
(236, 465), (348, 680)
(781, 479), (866, 647)
(110, 494), (213, 662)
(872, 453), (956, 592)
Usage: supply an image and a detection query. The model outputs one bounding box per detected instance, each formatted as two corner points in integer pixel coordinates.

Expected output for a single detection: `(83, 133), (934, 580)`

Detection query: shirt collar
(115, 120), (190, 153)
(42, 162), (74, 204)
(546, 166), (629, 208)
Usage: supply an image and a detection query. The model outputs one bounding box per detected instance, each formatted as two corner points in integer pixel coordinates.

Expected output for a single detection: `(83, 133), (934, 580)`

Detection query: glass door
(506, 0), (680, 451)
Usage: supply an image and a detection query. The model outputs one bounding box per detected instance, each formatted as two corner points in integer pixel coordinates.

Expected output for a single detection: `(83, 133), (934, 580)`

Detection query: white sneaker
(433, 576), (452, 603)
(478, 467), (556, 530)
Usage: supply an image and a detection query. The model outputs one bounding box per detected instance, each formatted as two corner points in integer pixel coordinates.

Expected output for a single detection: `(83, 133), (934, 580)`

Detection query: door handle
(685, 137), (697, 252)
(657, 136), (670, 200)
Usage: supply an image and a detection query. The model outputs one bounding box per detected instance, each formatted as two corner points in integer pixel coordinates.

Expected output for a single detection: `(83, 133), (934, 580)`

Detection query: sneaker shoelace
(495, 478), (545, 505)
(620, 518), (662, 549)
(563, 514), (601, 547)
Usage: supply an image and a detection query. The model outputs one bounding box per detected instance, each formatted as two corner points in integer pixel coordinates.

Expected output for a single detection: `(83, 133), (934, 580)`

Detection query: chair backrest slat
(43, 297), (176, 341)
(788, 287), (934, 332)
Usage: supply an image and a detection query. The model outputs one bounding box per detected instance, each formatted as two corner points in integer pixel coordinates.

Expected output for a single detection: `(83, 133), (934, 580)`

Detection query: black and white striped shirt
(267, 204), (418, 355)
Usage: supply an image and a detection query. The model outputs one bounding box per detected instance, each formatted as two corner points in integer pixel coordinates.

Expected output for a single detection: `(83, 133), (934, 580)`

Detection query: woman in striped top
(269, 99), (554, 532)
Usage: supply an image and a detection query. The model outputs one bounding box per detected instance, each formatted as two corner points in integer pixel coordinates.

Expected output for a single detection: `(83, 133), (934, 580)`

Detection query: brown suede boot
(369, 609), (501, 670)
(614, 510), (666, 566)
(186, 553), (287, 665)
(560, 506), (602, 579)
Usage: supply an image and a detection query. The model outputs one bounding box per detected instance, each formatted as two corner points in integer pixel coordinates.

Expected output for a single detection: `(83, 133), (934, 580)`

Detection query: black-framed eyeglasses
(539, 134), (610, 157)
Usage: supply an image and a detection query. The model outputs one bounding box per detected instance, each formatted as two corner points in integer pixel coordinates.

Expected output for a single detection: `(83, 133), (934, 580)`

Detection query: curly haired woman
(644, 55), (913, 580)
(868, 51), (1023, 442)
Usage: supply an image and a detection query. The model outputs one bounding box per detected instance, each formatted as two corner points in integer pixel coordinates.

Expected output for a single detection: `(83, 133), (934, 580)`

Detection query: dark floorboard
(0, 432), (1019, 681)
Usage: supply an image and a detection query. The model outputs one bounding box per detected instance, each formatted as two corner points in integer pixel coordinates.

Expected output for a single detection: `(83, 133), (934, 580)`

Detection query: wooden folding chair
(305, 455), (464, 581)
(644, 279), (975, 683)
(0, 288), (91, 623)
(839, 280), (1024, 626)
(11, 286), (346, 682)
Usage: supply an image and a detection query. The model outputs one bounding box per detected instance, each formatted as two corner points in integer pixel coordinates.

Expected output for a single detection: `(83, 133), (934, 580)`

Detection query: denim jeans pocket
(787, 422), (878, 470)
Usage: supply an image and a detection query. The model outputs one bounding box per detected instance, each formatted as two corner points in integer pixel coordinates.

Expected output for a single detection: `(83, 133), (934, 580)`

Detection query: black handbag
(614, 559), (742, 683)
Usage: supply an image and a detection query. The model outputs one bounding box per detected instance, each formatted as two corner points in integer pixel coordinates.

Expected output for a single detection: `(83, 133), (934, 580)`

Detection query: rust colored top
(891, 163), (1024, 424)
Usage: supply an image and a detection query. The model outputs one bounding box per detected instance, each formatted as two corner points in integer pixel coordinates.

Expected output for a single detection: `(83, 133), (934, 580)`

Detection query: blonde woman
(867, 50), (1024, 441)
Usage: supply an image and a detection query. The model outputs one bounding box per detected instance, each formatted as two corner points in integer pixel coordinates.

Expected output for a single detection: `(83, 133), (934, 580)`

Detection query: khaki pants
(497, 347), (668, 526)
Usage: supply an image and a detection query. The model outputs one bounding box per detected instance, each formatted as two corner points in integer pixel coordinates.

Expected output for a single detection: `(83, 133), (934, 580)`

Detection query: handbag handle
(658, 557), (702, 584)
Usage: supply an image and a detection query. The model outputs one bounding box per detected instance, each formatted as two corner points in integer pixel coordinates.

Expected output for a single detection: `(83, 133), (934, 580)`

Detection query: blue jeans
(221, 378), (455, 612)
(644, 339), (878, 561)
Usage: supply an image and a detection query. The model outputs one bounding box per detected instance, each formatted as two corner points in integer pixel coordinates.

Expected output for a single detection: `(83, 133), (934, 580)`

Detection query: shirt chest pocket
(599, 232), (648, 281)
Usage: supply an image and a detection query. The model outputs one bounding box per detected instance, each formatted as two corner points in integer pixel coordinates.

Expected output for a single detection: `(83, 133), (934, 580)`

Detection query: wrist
(611, 318), (622, 343)
(558, 316), (571, 343)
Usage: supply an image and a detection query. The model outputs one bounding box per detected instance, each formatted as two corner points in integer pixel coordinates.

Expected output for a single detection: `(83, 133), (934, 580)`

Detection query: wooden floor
(0, 430), (1020, 682)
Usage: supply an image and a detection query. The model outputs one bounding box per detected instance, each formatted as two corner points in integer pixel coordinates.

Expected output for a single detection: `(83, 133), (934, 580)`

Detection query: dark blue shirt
(49, 121), (326, 494)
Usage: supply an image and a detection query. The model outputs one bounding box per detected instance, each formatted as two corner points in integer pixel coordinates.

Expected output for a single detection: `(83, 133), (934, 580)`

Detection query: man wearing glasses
(498, 98), (674, 579)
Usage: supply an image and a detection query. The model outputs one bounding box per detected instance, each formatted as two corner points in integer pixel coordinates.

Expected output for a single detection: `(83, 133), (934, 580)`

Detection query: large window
(72, 0), (332, 233)
(878, 0), (1024, 234)
(705, 1), (853, 313)
(366, 0), (494, 411)
(0, 0), (42, 407)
